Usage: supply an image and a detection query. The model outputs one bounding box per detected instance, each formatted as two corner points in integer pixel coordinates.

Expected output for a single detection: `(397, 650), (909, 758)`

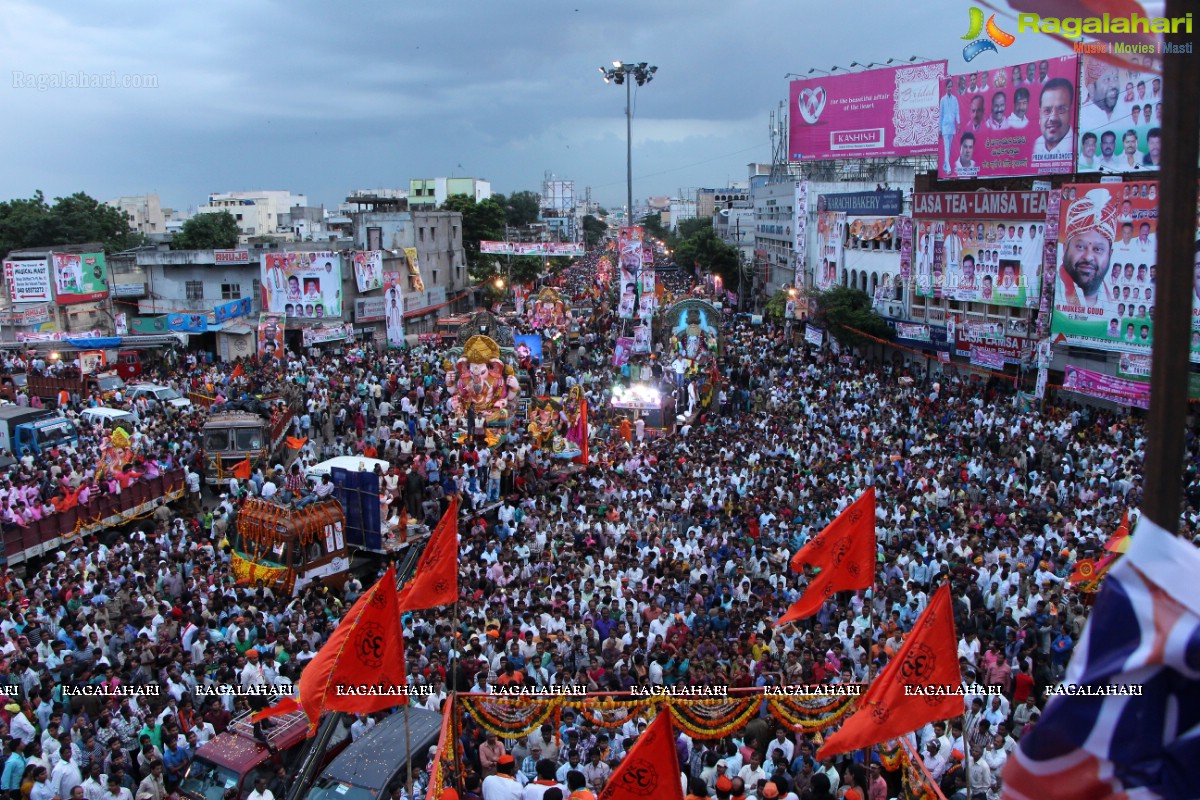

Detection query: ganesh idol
(445, 335), (521, 425)
(529, 287), (572, 332)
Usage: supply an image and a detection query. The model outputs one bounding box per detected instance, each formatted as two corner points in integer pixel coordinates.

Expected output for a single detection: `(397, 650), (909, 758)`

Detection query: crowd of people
(0, 246), (1190, 800)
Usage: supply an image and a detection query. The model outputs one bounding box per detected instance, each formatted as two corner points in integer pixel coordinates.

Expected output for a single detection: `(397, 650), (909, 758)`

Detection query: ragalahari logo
(961, 6), (1015, 62)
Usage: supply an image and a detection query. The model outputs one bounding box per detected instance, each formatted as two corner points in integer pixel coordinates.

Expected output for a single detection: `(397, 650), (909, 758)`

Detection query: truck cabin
(202, 413), (266, 482)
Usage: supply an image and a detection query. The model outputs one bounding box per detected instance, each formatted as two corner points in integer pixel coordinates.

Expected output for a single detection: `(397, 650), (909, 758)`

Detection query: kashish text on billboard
(789, 61), (946, 161)
(938, 55), (1078, 180)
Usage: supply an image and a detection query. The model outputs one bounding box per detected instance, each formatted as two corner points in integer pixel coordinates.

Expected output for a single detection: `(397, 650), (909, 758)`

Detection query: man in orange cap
(481, 753), (521, 800)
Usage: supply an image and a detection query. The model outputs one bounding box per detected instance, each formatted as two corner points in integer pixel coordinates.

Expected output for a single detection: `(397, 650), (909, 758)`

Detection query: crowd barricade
(2, 469), (185, 565)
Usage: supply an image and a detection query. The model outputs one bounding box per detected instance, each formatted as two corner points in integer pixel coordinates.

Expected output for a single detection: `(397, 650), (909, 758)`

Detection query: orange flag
(253, 564), (408, 735)
(396, 497), (459, 612)
(816, 583), (963, 760)
(1103, 510), (1131, 554)
(599, 712), (685, 800)
(231, 363), (244, 378)
(231, 458), (252, 480)
(286, 436), (308, 450)
(776, 488), (876, 625)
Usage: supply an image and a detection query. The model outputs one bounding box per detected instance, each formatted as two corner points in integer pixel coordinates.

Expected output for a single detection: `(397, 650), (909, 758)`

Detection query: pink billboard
(938, 55), (1079, 180)
(788, 61), (947, 161)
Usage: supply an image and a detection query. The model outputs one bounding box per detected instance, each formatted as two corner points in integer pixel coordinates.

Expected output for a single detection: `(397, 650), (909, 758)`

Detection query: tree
(764, 289), (791, 319)
(640, 213), (667, 242)
(172, 211), (240, 250)
(673, 224), (740, 290)
(582, 215), (607, 249)
(0, 191), (145, 258)
(813, 285), (894, 346)
(443, 194), (506, 279)
(499, 190), (542, 228)
(674, 217), (712, 241)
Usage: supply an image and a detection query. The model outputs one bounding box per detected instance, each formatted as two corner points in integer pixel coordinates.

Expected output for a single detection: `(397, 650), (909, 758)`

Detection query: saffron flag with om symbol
(599, 711), (684, 800)
(252, 563), (408, 734)
(776, 487), (877, 625)
(817, 583), (962, 760)
(397, 497), (460, 612)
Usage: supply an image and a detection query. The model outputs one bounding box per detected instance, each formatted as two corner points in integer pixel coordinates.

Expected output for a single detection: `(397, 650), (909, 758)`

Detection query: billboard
(214, 297), (252, 323)
(819, 190), (903, 216)
(52, 252), (110, 304)
(354, 297), (385, 322)
(261, 252), (343, 320)
(479, 241), (586, 256)
(938, 55), (1078, 180)
(351, 251), (384, 293)
(3, 259), (52, 303)
(1050, 181), (1160, 354)
(1077, 55), (1162, 174)
(1063, 364), (1150, 409)
(383, 271), (404, 347)
(257, 313), (285, 360)
(788, 61), (947, 160)
(813, 212), (845, 291)
(166, 313), (208, 333)
(403, 247), (424, 293)
(794, 182), (808, 284)
(617, 226), (643, 319)
(916, 218), (1045, 306)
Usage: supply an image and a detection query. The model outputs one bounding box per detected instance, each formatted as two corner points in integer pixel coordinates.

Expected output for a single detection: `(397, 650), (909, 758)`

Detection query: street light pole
(599, 61), (657, 225)
(625, 75), (633, 222)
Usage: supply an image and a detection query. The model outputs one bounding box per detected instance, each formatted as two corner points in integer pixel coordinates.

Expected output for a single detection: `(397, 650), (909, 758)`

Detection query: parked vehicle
(181, 711), (350, 800)
(25, 371), (125, 406)
(302, 709), (442, 800)
(126, 383), (192, 410)
(78, 407), (139, 429)
(0, 406), (78, 457)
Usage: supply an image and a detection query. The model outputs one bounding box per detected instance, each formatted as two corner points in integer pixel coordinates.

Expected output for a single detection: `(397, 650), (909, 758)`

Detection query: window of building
(186, 281), (204, 300)
(431, 270), (438, 285)
(235, 214), (243, 222)
(419, 227), (425, 242)
(221, 284), (241, 300)
(251, 279), (261, 307)
(430, 227), (437, 242)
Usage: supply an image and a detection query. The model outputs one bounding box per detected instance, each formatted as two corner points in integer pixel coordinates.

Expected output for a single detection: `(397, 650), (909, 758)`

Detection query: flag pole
(403, 704), (414, 800)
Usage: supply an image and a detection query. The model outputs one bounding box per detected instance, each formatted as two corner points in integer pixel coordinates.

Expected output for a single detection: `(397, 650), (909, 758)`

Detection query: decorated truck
(230, 498), (350, 595)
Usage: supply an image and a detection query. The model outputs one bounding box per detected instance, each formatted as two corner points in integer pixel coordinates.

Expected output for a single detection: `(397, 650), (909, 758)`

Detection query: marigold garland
(666, 697), (762, 740)
(766, 696), (857, 732)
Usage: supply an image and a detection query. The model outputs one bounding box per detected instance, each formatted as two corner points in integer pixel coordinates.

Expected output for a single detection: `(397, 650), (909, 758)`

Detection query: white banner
(805, 324), (824, 348)
(896, 322), (930, 342)
(794, 181), (809, 283)
(16, 329), (101, 342)
(302, 323), (353, 346)
(1035, 366), (1048, 398)
(480, 241), (586, 256)
(261, 252), (343, 319)
(3, 259), (52, 303)
(351, 251), (384, 293)
(115, 312), (128, 336)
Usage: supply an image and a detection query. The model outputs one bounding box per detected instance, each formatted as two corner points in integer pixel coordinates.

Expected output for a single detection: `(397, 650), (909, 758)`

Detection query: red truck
(181, 710), (350, 800)
(18, 371), (126, 407)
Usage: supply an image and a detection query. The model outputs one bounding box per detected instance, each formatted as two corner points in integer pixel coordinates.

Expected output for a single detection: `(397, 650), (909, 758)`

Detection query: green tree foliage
(582, 215), (607, 249)
(672, 221), (740, 291)
(497, 190), (542, 228)
(0, 191), (145, 257)
(763, 289), (791, 319)
(443, 194), (506, 280)
(813, 285), (893, 346)
(172, 211), (241, 250)
(640, 212), (668, 242)
(674, 217), (712, 241)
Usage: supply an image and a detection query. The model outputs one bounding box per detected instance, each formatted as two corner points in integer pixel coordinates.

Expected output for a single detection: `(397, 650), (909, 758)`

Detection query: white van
(79, 407), (139, 429)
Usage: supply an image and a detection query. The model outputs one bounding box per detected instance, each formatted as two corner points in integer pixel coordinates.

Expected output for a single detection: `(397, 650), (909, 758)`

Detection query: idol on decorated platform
(528, 287), (573, 332)
(444, 335), (520, 428)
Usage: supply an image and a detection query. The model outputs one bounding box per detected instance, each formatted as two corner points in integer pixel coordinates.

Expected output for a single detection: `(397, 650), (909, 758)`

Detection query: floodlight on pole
(599, 60), (658, 222)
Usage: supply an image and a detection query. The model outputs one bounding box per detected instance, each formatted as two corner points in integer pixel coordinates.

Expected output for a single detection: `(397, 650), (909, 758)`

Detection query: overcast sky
(1, 0), (1072, 213)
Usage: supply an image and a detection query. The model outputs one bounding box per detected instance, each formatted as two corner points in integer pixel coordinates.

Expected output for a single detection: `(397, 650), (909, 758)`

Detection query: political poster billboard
(938, 55), (1078, 180)
(383, 271), (404, 347)
(257, 313), (285, 360)
(1076, 54), (1162, 174)
(1050, 181), (1162, 355)
(788, 61), (947, 160)
(351, 250), (384, 293)
(813, 212), (845, 291)
(261, 252), (343, 320)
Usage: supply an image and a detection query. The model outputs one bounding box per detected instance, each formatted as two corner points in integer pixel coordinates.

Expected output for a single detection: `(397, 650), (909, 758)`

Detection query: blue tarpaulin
(65, 337), (122, 348)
